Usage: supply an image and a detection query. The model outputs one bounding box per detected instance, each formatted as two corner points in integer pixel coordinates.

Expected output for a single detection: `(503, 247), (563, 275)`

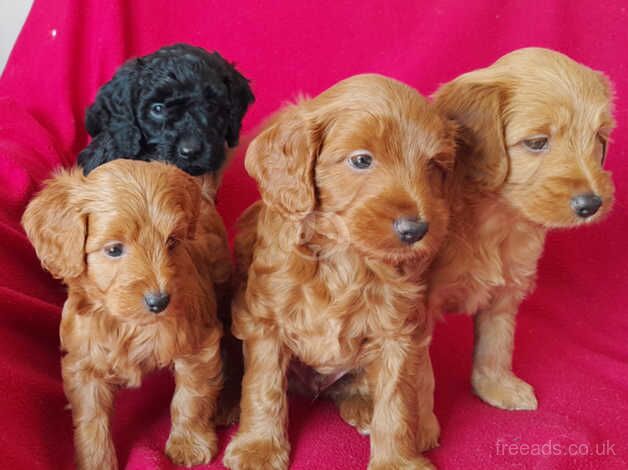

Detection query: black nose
(393, 217), (429, 245)
(144, 292), (170, 314)
(571, 193), (602, 218)
(177, 136), (202, 159)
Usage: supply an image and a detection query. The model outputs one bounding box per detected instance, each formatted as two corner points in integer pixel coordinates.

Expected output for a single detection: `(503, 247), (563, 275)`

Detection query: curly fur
(224, 74), (458, 470)
(21, 160), (234, 469)
(428, 47), (616, 410)
(78, 44), (254, 179)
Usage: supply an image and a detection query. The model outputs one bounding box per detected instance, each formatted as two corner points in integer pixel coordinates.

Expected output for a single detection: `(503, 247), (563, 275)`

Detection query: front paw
(417, 411), (440, 452)
(337, 393), (373, 435)
(165, 426), (217, 467)
(472, 371), (538, 410)
(368, 456), (435, 470)
(223, 435), (290, 470)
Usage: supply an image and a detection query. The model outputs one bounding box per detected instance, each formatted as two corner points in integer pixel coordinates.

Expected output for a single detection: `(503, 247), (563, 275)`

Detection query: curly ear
(77, 133), (120, 175)
(245, 104), (320, 218)
(433, 71), (510, 191)
(80, 60), (143, 173)
(21, 169), (87, 280)
(218, 55), (254, 147)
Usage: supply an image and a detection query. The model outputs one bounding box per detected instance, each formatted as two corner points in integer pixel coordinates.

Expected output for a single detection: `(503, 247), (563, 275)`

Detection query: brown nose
(571, 193), (602, 218)
(393, 217), (429, 245)
(144, 291), (170, 313)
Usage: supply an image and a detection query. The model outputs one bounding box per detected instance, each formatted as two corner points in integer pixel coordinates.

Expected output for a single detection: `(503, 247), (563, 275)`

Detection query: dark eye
(599, 136), (608, 166)
(149, 103), (166, 120)
(522, 136), (549, 153)
(166, 236), (179, 250)
(429, 160), (448, 194)
(104, 242), (125, 258)
(348, 151), (373, 170)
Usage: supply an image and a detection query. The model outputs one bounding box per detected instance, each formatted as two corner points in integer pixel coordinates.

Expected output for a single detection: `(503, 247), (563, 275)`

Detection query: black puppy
(78, 44), (254, 176)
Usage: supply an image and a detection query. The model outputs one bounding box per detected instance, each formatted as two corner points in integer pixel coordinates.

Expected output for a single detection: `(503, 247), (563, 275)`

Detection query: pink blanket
(1, 0), (626, 468)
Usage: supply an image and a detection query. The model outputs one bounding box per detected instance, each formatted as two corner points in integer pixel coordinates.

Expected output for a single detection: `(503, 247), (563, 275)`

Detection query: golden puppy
(22, 160), (232, 469)
(428, 47), (615, 410)
(223, 74), (457, 470)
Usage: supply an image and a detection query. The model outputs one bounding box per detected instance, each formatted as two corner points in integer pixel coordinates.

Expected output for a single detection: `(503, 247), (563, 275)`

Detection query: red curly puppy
(429, 48), (616, 410)
(224, 74), (457, 470)
(22, 160), (231, 469)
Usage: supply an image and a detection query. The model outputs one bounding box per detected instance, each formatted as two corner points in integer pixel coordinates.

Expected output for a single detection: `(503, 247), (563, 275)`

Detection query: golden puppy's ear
(169, 168), (202, 240)
(434, 72), (510, 191)
(21, 169), (87, 280)
(245, 103), (321, 218)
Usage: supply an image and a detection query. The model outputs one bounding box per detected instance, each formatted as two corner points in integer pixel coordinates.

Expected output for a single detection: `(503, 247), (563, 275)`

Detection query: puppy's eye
(599, 136), (608, 166)
(166, 236), (179, 250)
(348, 151), (374, 170)
(103, 242), (125, 258)
(522, 136), (549, 153)
(149, 103), (166, 120)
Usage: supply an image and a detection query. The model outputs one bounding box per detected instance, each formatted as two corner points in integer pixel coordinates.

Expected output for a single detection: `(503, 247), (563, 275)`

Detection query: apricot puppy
(429, 48), (615, 410)
(22, 160), (231, 469)
(224, 74), (457, 470)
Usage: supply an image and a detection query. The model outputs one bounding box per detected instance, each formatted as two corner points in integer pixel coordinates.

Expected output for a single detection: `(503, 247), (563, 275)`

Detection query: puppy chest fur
(241, 216), (425, 373)
(430, 197), (546, 315)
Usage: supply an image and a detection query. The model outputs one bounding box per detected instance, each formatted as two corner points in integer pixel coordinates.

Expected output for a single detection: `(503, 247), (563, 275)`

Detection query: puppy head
(22, 160), (202, 322)
(246, 74), (457, 264)
(434, 47), (615, 228)
(79, 44), (255, 176)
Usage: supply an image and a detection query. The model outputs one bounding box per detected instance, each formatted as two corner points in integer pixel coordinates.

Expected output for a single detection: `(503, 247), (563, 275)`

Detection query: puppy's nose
(144, 291), (170, 314)
(177, 136), (202, 159)
(393, 217), (429, 245)
(571, 193), (602, 218)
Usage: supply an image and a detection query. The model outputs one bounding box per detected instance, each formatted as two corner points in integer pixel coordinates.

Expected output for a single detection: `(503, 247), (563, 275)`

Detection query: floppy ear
(79, 60), (143, 174)
(166, 168), (202, 240)
(77, 133), (121, 175)
(21, 169), (87, 280)
(434, 71), (510, 191)
(245, 104), (320, 218)
(219, 57), (255, 147)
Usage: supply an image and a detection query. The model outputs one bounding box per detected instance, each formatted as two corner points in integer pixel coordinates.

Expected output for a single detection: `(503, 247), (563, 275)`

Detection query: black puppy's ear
(77, 134), (118, 175)
(81, 60), (143, 172)
(219, 57), (255, 147)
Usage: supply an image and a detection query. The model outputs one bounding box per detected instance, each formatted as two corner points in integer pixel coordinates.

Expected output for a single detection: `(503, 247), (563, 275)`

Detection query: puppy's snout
(571, 193), (602, 218)
(144, 291), (170, 314)
(393, 217), (429, 244)
(177, 136), (202, 159)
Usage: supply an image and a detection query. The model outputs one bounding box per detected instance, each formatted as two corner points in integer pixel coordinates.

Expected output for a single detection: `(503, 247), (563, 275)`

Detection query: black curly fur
(78, 44), (254, 176)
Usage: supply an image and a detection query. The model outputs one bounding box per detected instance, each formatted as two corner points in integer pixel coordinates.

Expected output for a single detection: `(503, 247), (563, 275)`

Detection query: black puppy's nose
(393, 217), (429, 245)
(144, 292), (170, 314)
(177, 136), (202, 159)
(571, 193), (602, 218)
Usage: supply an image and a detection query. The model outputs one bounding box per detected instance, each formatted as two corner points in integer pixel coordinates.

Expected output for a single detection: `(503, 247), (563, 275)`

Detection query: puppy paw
(337, 394), (373, 435)
(368, 456), (435, 470)
(165, 427), (217, 467)
(223, 435), (289, 470)
(472, 371), (538, 410)
(417, 411), (440, 452)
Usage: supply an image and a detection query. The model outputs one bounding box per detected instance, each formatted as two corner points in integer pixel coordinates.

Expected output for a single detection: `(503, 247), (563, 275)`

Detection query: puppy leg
(62, 358), (118, 470)
(415, 345), (440, 452)
(329, 372), (373, 435)
(223, 336), (290, 470)
(166, 332), (222, 467)
(472, 294), (538, 410)
(366, 338), (435, 470)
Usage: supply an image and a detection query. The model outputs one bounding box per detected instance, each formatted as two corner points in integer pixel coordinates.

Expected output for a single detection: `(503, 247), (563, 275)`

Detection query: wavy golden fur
(428, 47), (616, 410)
(21, 160), (232, 469)
(224, 74), (457, 470)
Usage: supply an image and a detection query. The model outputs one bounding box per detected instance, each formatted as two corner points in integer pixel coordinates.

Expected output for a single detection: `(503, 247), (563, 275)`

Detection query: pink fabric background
(0, 0), (626, 468)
